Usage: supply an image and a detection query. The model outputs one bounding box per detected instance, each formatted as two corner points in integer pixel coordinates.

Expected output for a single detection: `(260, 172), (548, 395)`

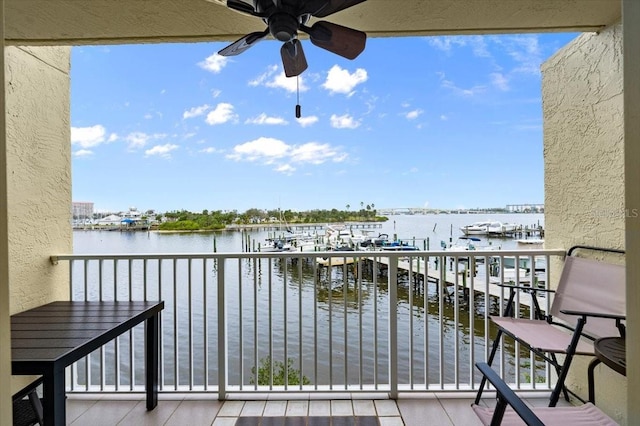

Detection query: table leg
(145, 313), (159, 410)
(42, 366), (65, 426)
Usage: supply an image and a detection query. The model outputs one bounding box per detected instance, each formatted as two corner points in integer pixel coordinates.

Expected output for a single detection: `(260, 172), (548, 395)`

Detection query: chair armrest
(559, 309), (626, 321)
(474, 362), (545, 426)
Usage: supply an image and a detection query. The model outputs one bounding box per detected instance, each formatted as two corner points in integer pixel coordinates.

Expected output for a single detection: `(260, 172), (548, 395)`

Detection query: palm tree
(346, 204), (350, 211)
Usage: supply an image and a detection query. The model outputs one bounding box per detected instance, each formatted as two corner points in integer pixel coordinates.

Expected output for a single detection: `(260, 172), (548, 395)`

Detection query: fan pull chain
(295, 75), (301, 118)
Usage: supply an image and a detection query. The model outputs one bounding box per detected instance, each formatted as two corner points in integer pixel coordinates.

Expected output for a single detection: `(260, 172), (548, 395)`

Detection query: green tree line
(158, 205), (385, 231)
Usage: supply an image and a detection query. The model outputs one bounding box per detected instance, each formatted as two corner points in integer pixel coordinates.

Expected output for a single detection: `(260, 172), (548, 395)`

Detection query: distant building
(72, 201), (94, 221)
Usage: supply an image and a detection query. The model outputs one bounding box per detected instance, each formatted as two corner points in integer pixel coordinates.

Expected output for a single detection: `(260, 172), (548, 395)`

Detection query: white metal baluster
(114, 259), (120, 391)
(173, 258), (178, 390)
(158, 259), (164, 390)
(469, 256), (476, 389)
(438, 255), (445, 389)
(358, 257), (363, 389)
(283, 257), (288, 391)
(389, 255), (398, 399)
(238, 259), (243, 389)
(253, 257), (258, 391)
(84, 259), (89, 391)
(454, 256), (460, 389)
(217, 258), (226, 400)
(268, 258), (273, 389)
(129, 259), (133, 391)
(424, 254), (430, 389)
(328, 256), (333, 389)
(373, 256), (378, 390)
(188, 258), (193, 391)
(313, 258), (318, 389)
(203, 258), (208, 390)
(99, 259), (105, 391)
(343, 259), (348, 389)
(409, 255), (414, 389)
(298, 256), (303, 390)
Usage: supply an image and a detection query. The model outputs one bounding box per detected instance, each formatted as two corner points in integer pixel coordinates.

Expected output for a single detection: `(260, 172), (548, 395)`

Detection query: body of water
(71, 214), (546, 390)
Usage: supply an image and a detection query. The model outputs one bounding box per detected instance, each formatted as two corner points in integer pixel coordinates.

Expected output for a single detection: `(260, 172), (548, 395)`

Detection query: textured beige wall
(542, 23), (626, 423)
(1, 0), (13, 423)
(623, 0), (640, 421)
(5, 45), (72, 314)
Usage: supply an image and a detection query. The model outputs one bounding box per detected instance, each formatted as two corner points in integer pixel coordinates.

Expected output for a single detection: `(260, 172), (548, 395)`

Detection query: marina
(68, 213), (551, 391)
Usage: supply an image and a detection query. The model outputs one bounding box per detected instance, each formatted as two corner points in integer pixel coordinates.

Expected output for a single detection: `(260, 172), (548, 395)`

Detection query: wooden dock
(364, 257), (544, 309)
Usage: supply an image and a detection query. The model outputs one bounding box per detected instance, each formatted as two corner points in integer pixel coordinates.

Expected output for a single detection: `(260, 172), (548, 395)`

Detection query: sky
(70, 30), (578, 213)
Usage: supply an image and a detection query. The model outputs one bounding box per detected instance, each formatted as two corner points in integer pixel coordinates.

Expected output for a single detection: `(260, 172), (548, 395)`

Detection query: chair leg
(549, 353), (571, 403)
(27, 389), (44, 426)
(548, 317), (586, 407)
(475, 329), (504, 404)
(588, 358), (601, 404)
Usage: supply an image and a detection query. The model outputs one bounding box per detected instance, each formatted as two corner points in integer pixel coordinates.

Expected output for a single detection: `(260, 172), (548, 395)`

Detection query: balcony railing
(51, 248), (565, 398)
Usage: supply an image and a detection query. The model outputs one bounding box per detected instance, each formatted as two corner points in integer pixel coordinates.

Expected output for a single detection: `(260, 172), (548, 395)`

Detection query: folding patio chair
(472, 362), (617, 425)
(475, 246), (626, 407)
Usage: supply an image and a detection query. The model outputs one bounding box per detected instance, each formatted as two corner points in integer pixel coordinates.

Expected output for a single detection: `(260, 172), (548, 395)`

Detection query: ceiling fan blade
(303, 21), (366, 59)
(302, 0), (367, 18)
(226, 0), (260, 16)
(281, 39), (308, 77)
(218, 29), (269, 56)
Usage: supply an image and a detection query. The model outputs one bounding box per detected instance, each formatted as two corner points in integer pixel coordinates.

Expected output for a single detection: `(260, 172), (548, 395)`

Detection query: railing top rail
(52, 248), (566, 263)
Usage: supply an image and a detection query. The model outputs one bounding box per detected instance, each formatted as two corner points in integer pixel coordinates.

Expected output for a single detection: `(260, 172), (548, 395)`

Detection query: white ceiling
(4, 0), (621, 45)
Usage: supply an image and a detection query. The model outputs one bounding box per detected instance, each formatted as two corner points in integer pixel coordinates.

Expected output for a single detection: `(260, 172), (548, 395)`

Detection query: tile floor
(65, 392), (560, 425)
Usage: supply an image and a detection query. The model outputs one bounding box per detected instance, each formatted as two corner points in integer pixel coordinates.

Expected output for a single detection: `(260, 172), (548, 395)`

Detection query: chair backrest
(550, 256), (625, 338)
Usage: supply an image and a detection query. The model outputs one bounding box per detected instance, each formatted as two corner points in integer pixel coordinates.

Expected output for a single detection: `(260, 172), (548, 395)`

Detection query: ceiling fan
(212, 0), (367, 77)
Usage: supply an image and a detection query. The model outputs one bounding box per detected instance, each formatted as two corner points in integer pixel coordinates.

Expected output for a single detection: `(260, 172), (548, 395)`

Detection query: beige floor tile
(397, 399), (452, 426)
(240, 400), (266, 416)
(164, 400), (221, 426)
(117, 400), (181, 426)
(66, 399), (98, 425)
(69, 400), (137, 426)
(263, 400), (288, 416)
(308, 400), (331, 416)
(286, 400), (309, 416)
(353, 400), (376, 416)
(378, 417), (405, 426)
(439, 398), (483, 426)
(375, 400), (400, 416)
(212, 418), (237, 426)
(217, 400), (245, 417)
(331, 400), (353, 416)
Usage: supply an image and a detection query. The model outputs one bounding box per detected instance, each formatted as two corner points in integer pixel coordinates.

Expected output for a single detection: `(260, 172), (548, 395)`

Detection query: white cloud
(245, 113), (288, 125)
(440, 115), (448, 121)
(71, 125), (107, 148)
(405, 109), (423, 120)
(144, 113), (153, 120)
(124, 132), (166, 150)
(205, 103), (238, 125)
(250, 66), (309, 93)
(427, 36), (490, 58)
(322, 65), (368, 95)
(438, 73), (486, 97)
(108, 133), (119, 142)
(227, 137), (290, 163)
(199, 147), (218, 154)
(495, 35), (543, 75)
(330, 114), (361, 129)
(227, 137), (348, 174)
(296, 115), (319, 127)
(211, 89), (222, 98)
(183, 104), (211, 119)
(73, 149), (93, 157)
(198, 53), (228, 74)
(490, 72), (510, 91)
(289, 142), (347, 165)
(145, 143), (179, 159)
(275, 164), (296, 175)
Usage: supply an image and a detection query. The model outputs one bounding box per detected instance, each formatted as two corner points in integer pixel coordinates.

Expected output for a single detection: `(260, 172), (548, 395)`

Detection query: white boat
(446, 236), (501, 252)
(487, 221), (518, 235)
(460, 221), (492, 235)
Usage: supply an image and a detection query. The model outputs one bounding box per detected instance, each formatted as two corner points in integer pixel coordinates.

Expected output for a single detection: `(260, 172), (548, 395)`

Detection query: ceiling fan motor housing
(268, 13), (299, 41)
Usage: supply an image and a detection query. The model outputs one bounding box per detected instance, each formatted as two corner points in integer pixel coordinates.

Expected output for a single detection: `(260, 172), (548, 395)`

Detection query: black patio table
(11, 300), (164, 426)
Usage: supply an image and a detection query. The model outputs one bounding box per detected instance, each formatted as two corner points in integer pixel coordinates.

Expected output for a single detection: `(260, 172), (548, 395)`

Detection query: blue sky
(71, 32), (577, 213)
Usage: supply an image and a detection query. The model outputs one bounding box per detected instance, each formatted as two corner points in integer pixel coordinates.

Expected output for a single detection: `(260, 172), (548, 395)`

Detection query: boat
(460, 221), (492, 235)
(486, 221), (518, 236)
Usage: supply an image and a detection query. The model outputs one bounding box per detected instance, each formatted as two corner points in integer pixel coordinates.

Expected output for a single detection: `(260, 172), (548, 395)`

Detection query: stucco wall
(542, 23), (626, 423)
(5, 45), (72, 312)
